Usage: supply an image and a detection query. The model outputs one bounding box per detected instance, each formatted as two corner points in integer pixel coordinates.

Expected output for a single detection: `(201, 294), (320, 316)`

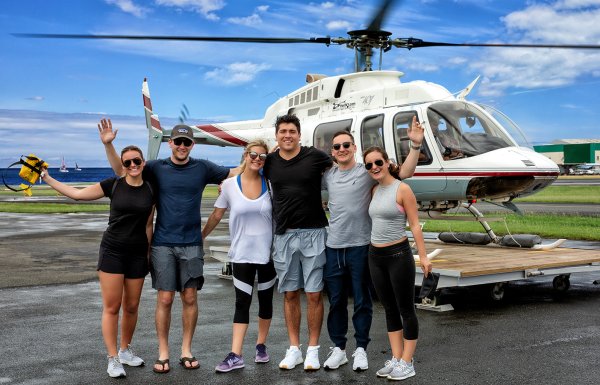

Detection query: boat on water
(59, 157), (69, 173)
(75, 162), (82, 171)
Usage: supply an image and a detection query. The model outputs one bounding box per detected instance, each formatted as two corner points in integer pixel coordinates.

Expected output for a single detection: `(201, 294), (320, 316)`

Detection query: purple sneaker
(255, 344), (270, 363)
(215, 352), (245, 373)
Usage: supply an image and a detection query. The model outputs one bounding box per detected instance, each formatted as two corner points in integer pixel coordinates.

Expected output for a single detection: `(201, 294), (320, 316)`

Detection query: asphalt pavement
(0, 197), (599, 384)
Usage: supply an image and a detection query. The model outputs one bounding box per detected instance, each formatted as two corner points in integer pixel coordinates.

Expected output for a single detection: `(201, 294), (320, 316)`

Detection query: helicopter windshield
(426, 101), (517, 160)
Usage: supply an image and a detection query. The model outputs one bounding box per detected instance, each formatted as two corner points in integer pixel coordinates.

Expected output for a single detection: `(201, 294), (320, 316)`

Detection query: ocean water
(1, 167), (117, 186)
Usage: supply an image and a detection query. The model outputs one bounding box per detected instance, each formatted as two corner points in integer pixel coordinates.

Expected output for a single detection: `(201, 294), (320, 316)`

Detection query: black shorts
(98, 244), (149, 279)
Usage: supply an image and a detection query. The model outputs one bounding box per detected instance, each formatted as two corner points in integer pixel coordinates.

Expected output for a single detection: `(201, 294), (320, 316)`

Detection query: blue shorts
(272, 228), (326, 293)
(150, 245), (204, 292)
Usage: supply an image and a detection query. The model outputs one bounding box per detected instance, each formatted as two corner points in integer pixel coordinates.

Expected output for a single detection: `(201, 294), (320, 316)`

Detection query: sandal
(153, 358), (170, 374)
(179, 356), (200, 370)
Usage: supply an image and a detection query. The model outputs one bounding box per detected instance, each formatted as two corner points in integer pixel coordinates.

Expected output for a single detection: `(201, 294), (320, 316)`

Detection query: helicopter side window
(392, 111), (432, 165)
(313, 119), (353, 154)
(360, 114), (384, 151)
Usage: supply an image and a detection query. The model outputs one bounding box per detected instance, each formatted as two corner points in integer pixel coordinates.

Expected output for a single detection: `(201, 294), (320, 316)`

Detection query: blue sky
(1, 0), (599, 167)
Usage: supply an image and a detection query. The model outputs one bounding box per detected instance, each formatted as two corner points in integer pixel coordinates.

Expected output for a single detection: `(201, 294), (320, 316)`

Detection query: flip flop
(179, 356), (200, 370)
(153, 358), (170, 374)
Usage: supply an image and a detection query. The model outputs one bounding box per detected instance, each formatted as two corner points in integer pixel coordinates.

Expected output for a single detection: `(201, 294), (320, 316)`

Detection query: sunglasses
(248, 151), (267, 161)
(173, 138), (193, 147)
(365, 159), (385, 170)
(122, 158), (143, 168)
(332, 142), (352, 151)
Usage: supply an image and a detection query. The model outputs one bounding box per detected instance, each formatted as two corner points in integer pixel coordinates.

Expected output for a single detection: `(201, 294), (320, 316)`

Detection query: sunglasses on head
(332, 142), (352, 151)
(122, 158), (143, 168)
(365, 159), (385, 170)
(173, 138), (193, 147)
(248, 151), (267, 161)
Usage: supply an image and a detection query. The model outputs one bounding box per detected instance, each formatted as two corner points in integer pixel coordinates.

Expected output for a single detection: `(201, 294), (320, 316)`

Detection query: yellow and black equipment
(2, 154), (48, 196)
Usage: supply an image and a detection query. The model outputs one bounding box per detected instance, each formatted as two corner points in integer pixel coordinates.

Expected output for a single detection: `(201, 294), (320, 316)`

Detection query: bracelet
(410, 142), (422, 151)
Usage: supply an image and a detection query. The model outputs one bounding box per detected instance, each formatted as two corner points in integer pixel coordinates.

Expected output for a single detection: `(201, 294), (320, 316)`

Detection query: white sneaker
(323, 347), (348, 370)
(376, 356), (398, 378)
(118, 344), (145, 367)
(107, 355), (126, 378)
(304, 345), (320, 371)
(387, 359), (415, 381)
(352, 347), (368, 371)
(279, 346), (303, 370)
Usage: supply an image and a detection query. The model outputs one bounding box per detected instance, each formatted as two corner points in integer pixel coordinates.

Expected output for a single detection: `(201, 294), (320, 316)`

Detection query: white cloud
(155, 0), (225, 20)
(204, 62), (271, 86)
(256, 5), (269, 12)
(105, 0), (148, 18)
(326, 20), (352, 31)
(321, 2), (335, 9)
(227, 13), (262, 27)
(471, 1), (600, 96)
(26, 96), (45, 101)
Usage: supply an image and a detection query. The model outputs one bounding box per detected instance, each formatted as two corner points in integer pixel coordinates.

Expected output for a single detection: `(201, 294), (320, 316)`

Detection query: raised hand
(98, 118), (118, 144)
(407, 116), (425, 146)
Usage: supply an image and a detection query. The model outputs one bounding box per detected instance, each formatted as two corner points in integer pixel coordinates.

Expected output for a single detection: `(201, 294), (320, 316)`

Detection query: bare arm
(41, 171), (104, 201)
(146, 206), (155, 246)
(227, 166), (242, 178)
(399, 116), (424, 180)
(398, 183), (432, 276)
(98, 118), (125, 176)
(202, 207), (227, 240)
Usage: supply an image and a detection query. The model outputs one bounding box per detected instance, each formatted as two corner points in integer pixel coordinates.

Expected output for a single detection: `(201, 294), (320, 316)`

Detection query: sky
(1, 0), (599, 167)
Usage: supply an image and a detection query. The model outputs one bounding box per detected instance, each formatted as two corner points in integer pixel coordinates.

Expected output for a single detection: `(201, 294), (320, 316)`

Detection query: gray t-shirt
(322, 163), (376, 248)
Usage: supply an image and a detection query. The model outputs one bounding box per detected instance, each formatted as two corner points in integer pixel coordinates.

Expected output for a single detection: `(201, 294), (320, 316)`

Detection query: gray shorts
(150, 245), (204, 292)
(272, 228), (327, 293)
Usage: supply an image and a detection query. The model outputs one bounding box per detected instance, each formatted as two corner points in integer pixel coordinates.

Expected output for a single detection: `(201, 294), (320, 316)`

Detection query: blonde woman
(202, 140), (276, 372)
(42, 144), (155, 378)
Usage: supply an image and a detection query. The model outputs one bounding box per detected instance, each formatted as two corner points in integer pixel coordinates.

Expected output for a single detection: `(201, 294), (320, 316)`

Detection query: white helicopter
(18, 0), (600, 245)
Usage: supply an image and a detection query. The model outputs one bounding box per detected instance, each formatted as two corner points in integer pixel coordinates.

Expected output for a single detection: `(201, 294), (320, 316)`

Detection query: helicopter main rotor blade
(13, 33), (332, 45)
(367, 0), (398, 31)
(394, 38), (600, 50)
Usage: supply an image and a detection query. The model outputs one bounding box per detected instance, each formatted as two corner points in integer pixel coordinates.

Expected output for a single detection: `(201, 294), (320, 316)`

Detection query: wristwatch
(410, 142), (422, 151)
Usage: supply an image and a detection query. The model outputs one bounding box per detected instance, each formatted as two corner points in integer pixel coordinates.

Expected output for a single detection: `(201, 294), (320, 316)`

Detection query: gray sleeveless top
(368, 179), (407, 244)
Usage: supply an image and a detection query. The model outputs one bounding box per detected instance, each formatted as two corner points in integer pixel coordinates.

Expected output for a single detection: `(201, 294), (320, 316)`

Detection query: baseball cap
(171, 125), (194, 140)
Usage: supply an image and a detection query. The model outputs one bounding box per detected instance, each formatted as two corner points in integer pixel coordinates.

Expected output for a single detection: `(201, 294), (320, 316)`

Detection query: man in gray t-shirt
(321, 120), (423, 372)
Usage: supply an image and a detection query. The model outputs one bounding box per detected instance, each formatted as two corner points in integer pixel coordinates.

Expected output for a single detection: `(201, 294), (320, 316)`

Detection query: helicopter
(17, 0), (600, 245)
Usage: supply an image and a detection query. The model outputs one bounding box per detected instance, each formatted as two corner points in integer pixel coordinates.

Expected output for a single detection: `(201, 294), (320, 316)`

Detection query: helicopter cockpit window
(313, 119), (353, 154)
(427, 101), (515, 160)
(393, 111), (432, 165)
(360, 114), (384, 151)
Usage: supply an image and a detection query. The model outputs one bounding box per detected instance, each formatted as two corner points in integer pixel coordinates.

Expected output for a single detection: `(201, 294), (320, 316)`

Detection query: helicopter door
(359, 114), (385, 153)
(390, 110), (447, 195)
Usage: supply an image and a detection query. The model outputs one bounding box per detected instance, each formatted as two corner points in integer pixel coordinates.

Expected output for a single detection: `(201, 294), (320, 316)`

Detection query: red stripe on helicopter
(196, 125), (248, 146)
(413, 171), (559, 177)
(143, 94), (152, 111)
(150, 116), (162, 132)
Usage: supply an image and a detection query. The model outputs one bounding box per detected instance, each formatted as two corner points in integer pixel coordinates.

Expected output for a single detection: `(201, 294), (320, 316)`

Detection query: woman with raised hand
(42, 139), (155, 378)
(202, 139), (276, 373)
(362, 146), (432, 381)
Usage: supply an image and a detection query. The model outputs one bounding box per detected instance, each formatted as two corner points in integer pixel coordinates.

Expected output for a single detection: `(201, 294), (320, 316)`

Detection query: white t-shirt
(215, 176), (273, 264)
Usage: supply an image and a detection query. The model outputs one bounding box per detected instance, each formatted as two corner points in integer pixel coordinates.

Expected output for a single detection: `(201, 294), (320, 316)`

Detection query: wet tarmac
(0, 200), (599, 384)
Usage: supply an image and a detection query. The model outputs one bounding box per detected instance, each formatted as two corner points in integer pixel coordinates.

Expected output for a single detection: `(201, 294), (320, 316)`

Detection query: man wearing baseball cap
(98, 118), (239, 373)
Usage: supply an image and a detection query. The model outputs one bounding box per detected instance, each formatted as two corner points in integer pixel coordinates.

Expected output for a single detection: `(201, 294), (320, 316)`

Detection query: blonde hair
(239, 139), (269, 173)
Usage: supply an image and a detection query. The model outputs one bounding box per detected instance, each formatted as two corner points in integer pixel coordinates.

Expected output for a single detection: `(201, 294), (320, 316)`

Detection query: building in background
(534, 140), (600, 175)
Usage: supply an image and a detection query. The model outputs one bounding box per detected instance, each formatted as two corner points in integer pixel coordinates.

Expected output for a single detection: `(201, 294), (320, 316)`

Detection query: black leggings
(368, 239), (418, 340)
(232, 261), (277, 324)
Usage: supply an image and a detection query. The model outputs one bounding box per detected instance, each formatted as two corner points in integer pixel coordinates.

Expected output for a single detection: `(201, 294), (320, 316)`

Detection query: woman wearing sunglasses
(202, 140), (277, 373)
(41, 144), (155, 378)
(362, 146), (432, 381)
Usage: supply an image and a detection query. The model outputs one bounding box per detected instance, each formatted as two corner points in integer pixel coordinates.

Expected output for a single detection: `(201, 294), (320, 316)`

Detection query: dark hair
(331, 130), (354, 143)
(120, 145), (144, 161)
(362, 146), (401, 180)
(275, 114), (301, 134)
